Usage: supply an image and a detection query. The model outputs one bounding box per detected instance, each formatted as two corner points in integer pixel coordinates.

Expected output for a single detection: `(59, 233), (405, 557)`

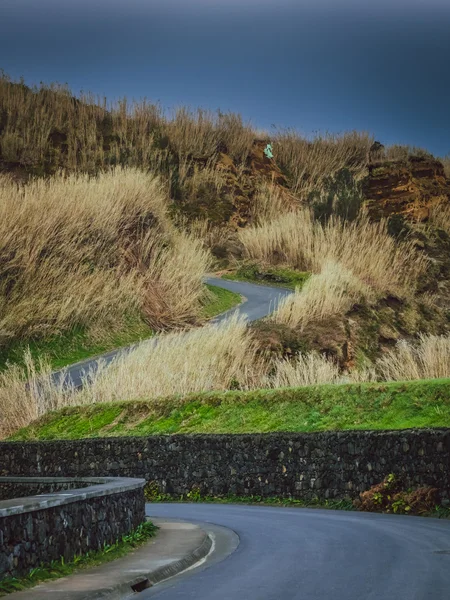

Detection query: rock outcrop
(363, 156), (450, 221)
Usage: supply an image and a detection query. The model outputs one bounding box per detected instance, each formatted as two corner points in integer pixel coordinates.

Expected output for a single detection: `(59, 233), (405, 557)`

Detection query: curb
(116, 531), (213, 599)
(8, 521), (213, 600)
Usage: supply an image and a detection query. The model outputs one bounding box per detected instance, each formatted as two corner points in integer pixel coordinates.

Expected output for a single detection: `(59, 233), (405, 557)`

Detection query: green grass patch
(0, 284), (240, 373)
(10, 378), (450, 441)
(0, 520), (157, 596)
(224, 264), (310, 289)
(200, 284), (242, 318)
(0, 314), (154, 373)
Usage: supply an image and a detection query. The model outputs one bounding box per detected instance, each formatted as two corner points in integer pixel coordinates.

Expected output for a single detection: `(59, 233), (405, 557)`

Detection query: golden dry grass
(2, 325), (449, 438)
(239, 212), (426, 300)
(267, 351), (342, 387)
(0, 168), (211, 346)
(75, 315), (265, 404)
(376, 334), (450, 381)
(0, 74), (255, 175)
(429, 201), (450, 234)
(251, 180), (299, 225)
(272, 262), (369, 329)
(0, 351), (72, 438)
(442, 156), (450, 179)
(272, 130), (373, 196)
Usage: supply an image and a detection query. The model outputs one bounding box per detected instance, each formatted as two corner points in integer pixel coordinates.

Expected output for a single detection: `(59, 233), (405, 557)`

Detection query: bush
(307, 168), (364, 223)
(354, 473), (439, 515)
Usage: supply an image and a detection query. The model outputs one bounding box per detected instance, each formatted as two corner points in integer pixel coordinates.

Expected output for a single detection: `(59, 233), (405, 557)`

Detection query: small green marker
(264, 143), (273, 159)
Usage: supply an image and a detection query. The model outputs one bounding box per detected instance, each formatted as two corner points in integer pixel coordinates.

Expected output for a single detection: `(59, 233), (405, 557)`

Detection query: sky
(1, 0), (449, 156)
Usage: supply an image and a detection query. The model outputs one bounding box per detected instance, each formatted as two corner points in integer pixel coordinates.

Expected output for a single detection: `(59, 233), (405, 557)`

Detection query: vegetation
(0, 284), (240, 372)
(307, 168), (364, 223)
(0, 169), (211, 350)
(442, 156), (450, 179)
(224, 264), (310, 289)
(2, 306), (449, 438)
(200, 284), (242, 319)
(145, 482), (355, 510)
(0, 72), (449, 441)
(239, 212), (426, 299)
(9, 378), (450, 440)
(354, 473), (445, 516)
(0, 520), (157, 596)
(143, 481), (450, 519)
(0, 317), (153, 373)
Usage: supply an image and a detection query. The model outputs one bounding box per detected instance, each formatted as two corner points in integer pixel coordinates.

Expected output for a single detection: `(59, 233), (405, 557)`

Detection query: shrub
(307, 168), (364, 223)
(355, 474), (439, 515)
(0, 168), (211, 346)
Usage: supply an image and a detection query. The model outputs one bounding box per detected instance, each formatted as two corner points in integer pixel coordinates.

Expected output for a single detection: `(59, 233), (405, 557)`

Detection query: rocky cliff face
(213, 140), (296, 227)
(363, 156), (450, 221)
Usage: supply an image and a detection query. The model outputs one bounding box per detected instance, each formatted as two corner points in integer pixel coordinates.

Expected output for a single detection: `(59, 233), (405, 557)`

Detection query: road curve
(52, 277), (292, 388)
(142, 503), (450, 600)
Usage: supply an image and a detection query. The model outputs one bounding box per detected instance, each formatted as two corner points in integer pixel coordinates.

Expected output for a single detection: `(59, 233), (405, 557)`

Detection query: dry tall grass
(267, 351), (342, 387)
(0, 74), (255, 175)
(272, 262), (369, 329)
(0, 168), (211, 346)
(376, 334), (450, 381)
(0, 351), (72, 438)
(251, 180), (299, 225)
(429, 202), (450, 234)
(239, 212), (426, 299)
(372, 144), (434, 164)
(2, 326), (449, 438)
(442, 156), (450, 179)
(272, 130), (373, 196)
(76, 315), (264, 404)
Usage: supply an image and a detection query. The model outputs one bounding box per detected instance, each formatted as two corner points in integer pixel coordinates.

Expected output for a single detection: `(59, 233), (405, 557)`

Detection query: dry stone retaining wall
(1, 429), (449, 503)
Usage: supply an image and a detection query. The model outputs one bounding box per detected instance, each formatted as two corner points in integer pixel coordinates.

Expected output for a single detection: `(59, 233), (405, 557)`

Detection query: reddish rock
(364, 156), (450, 221)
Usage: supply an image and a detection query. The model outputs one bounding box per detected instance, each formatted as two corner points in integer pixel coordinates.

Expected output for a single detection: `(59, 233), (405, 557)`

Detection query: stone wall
(0, 479), (89, 501)
(1, 429), (449, 503)
(0, 477), (146, 579)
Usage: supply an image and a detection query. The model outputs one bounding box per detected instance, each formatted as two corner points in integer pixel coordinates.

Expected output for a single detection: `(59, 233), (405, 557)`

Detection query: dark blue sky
(1, 0), (450, 156)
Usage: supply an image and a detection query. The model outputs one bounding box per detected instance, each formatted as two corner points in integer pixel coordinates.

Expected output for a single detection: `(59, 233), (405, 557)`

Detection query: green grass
(224, 264), (310, 289)
(10, 378), (450, 441)
(200, 284), (242, 318)
(0, 315), (154, 373)
(0, 521), (157, 596)
(0, 284), (241, 372)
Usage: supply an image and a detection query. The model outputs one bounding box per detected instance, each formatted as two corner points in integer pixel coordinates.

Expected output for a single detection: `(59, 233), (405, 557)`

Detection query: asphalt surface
(51, 277), (292, 389)
(142, 503), (450, 600)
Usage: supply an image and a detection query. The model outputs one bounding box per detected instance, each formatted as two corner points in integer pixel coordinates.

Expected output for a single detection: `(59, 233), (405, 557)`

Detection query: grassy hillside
(9, 379), (450, 440)
(0, 284), (240, 372)
(1, 73), (449, 441)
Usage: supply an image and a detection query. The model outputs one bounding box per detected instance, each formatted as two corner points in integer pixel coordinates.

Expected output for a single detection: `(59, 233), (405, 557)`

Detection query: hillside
(0, 73), (449, 440)
(9, 379), (450, 440)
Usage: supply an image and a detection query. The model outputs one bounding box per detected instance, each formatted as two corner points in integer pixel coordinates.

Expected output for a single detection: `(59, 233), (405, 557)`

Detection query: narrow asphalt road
(51, 277), (292, 389)
(142, 503), (450, 600)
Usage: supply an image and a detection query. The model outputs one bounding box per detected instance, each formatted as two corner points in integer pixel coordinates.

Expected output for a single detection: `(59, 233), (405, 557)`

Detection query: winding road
(52, 277), (292, 388)
(140, 503), (450, 600)
(43, 277), (450, 598)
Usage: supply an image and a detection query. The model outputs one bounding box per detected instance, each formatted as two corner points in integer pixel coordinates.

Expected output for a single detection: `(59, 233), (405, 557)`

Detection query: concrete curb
(8, 519), (213, 600)
(100, 529), (213, 600)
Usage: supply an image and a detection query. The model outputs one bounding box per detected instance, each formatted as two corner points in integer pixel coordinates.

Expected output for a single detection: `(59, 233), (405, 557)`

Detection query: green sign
(264, 143), (273, 159)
